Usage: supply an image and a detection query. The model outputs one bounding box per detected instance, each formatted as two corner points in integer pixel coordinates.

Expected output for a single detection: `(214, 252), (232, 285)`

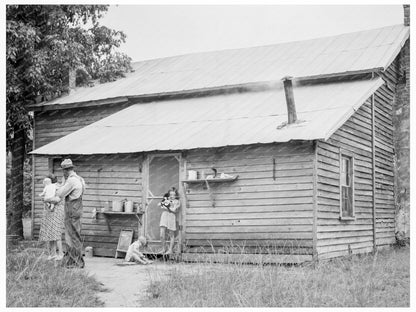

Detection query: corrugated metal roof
(31, 77), (384, 155)
(33, 24), (407, 108)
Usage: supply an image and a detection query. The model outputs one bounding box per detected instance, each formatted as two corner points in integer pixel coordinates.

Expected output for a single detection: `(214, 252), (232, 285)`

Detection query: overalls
(63, 179), (85, 268)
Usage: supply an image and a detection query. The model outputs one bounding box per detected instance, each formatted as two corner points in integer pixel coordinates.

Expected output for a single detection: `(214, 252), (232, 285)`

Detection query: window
(340, 154), (354, 219)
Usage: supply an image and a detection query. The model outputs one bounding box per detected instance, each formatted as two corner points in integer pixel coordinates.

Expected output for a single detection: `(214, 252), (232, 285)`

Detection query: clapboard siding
(183, 142), (314, 255)
(316, 63), (397, 258)
(33, 154), (143, 257)
(316, 99), (374, 259)
(32, 103), (131, 250)
(375, 60), (397, 247)
(34, 103), (130, 148)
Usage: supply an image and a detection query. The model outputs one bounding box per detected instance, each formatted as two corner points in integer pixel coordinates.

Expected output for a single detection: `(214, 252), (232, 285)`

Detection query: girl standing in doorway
(158, 187), (181, 254)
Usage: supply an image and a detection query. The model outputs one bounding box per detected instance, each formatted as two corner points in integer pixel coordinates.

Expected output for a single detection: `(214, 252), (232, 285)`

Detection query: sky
(99, 5), (404, 62)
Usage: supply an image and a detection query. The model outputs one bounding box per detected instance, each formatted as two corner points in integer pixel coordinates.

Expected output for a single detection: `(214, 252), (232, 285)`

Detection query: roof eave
(28, 68), (385, 112)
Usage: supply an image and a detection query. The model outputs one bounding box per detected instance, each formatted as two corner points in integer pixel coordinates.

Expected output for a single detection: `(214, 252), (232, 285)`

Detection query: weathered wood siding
(316, 99), (374, 259)
(316, 69), (397, 258)
(34, 104), (130, 148)
(183, 142), (315, 255)
(33, 154), (143, 257)
(32, 104), (131, 256)
(376, 59), (399, 247)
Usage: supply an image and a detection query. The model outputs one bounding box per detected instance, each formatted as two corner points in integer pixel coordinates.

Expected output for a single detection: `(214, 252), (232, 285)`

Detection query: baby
(159, 192), (172, 212)
(125, 236), (153, 264)
(39, 177), (56, 212)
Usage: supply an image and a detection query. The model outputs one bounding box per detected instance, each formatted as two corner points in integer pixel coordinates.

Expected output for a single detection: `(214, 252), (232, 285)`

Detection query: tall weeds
(143, 246), (409, 307)
(6, 249), (105, 307)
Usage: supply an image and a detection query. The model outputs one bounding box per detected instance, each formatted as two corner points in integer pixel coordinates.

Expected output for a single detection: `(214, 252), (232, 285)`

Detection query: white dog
(125, 236), (153, 264)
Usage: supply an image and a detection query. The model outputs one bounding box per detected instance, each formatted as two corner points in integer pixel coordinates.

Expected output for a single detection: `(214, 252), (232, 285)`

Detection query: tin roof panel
(31, 78), (384, 155)
(31, 24), (408, 108)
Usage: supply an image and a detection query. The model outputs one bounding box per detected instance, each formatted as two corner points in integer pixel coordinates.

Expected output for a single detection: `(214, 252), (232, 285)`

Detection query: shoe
(65, 264), (79, 269)
(65, 261), (84, 269)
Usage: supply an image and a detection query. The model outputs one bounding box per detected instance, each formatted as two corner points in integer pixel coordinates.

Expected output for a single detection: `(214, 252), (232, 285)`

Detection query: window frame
(339, 150), (355, 220)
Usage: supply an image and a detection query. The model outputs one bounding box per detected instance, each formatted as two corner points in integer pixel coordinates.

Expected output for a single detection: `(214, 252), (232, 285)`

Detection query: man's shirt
(56, 172), (85, 200)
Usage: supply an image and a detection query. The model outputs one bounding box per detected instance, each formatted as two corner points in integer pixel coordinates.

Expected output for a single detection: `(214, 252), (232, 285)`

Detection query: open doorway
(144, 154), (180, 251)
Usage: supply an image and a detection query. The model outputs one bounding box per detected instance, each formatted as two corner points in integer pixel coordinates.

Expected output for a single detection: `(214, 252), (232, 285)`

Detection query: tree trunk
(7, 127), (25, 237)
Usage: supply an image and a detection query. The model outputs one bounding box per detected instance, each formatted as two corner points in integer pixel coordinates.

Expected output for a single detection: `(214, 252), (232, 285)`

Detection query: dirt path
(85, 257), (176, 307)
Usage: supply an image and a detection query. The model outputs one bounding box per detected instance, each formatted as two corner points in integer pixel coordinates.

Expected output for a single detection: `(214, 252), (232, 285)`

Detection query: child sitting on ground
(39, 177), (56, 212)
(125, 236), (153, 265)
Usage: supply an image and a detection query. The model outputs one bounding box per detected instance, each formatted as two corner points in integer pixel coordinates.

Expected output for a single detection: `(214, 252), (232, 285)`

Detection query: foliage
(6, 5), (133, 236)
(6, 4), (133, 149)
(143, 247), (410, 307)
(6, 153), (33, 218)
(6, 248), (105, 307)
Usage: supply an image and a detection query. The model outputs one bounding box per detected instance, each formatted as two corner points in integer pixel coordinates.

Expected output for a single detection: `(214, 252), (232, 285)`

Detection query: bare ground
(84, 256), (219, 307)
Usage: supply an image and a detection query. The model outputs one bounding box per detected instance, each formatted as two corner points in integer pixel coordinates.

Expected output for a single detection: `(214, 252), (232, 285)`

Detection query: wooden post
(282, 76), (297, 124)
(312, 140), (318, 262)
(178, 155), (187, 254)
(141, 154), (149, 238)
(31, 116), (36, 240)
(48, 158), (54, 174)
(371, 94), (377, 253)
(403, 4), (410, 26)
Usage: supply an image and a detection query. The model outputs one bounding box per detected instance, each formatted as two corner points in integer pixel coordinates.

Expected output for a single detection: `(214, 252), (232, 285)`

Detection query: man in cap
(52, 158), (86, 268)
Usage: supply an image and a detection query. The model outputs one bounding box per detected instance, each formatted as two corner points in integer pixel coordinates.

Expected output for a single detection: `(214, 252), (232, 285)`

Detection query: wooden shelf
(182, 176), (238, 184)
(182, 175), (238, 207)
(98, 211), (144, 231)
(101, 211), (143, 215)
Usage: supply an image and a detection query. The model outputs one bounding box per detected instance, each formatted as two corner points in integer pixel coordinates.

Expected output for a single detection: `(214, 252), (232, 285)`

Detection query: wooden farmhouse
(30, 22), (410, 262)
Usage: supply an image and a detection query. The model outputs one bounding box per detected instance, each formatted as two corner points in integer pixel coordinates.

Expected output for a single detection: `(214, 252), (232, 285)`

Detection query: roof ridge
(131, 24), (405, 64)
(31, 24), (408, 109)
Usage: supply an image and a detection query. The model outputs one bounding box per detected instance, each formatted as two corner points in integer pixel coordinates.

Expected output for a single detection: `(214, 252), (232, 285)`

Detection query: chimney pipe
(282, 76), (297, 124)
(403, 5), (410, 26)
(69, 69), (76, 92)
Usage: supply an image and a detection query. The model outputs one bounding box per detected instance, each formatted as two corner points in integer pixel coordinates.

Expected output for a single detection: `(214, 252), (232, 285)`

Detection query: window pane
(341, 171), (347, 186)
(342, 186), (348, 213)
(347, 186), (353, 216)
(341, 185), (353, 217)
(341, 157), (350, 186)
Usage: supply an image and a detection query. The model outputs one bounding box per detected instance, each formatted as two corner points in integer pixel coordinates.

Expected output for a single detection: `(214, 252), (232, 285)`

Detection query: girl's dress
(159, 199), (180, 231)
(39, 184), (65, 241)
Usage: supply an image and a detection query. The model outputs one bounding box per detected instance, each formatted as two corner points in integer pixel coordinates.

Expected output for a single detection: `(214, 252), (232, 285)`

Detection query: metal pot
(188, 170), (198, 180)
(102, 200), (111, 212)
(112, 200), (124, 212)
(124, 200), (133, 213)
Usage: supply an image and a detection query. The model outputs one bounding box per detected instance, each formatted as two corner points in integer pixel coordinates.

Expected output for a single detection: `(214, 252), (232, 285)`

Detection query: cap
(61, 158), (74, 169)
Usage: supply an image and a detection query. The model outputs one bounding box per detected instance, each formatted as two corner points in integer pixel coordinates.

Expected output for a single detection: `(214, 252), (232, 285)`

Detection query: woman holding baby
(38, 173), (65, 260)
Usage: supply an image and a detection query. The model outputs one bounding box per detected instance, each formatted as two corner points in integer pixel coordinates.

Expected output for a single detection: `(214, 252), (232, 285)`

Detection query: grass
(6, 246), (105, 307)
(142, 246), (410, 307)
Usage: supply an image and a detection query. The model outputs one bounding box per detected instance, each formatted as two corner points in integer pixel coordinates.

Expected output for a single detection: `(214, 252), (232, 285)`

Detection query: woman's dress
(39, 189), (65, 241)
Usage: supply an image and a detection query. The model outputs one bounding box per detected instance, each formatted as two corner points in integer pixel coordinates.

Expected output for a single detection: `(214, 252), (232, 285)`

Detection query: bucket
(124, 200), (133, 213)
(103, 200), (111, 212)
(188, 170), (198, 180)
(133, 202), (140, 212)
(85, 246), (93, 258)
(112, 200), (124, 212)
(22, 217), (32, 240)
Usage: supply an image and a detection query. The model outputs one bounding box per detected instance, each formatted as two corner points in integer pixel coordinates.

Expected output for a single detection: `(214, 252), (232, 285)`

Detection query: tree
(6, 5), (133, 237)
